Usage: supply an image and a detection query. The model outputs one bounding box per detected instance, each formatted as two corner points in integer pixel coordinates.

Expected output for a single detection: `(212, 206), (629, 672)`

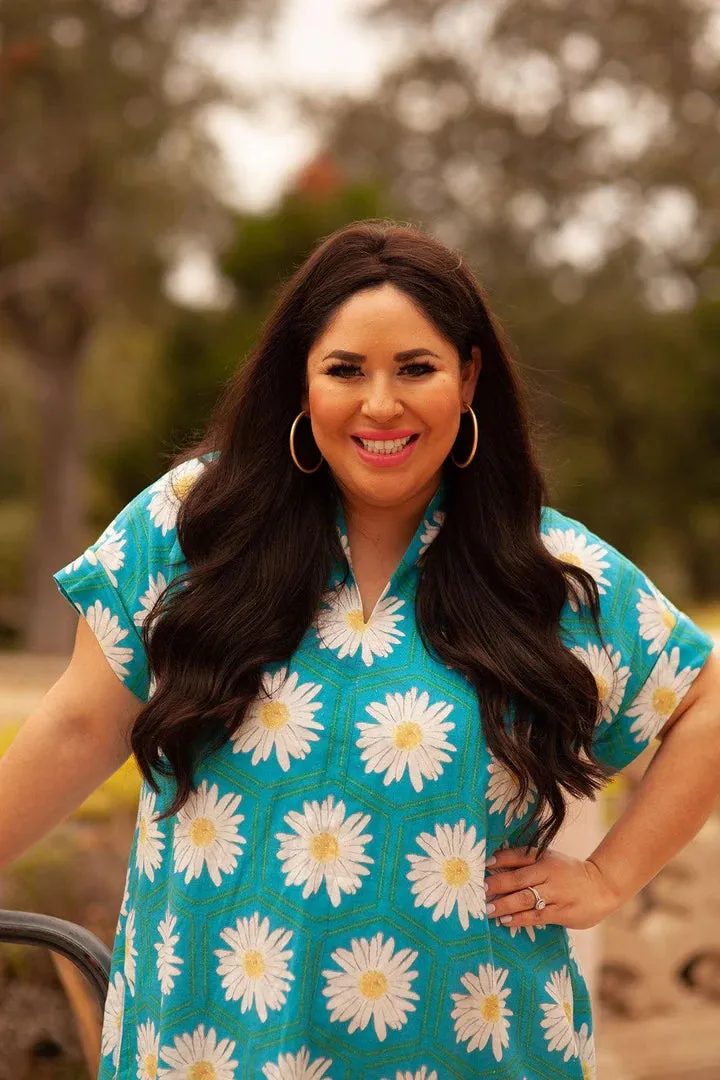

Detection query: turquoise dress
(54, 457), (714, 1080)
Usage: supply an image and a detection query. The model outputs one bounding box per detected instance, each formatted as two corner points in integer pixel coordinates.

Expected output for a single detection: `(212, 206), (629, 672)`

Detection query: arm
(0, 615), (143, 873)
(587, 646), (720, 906)
(485, 649), (720, 929)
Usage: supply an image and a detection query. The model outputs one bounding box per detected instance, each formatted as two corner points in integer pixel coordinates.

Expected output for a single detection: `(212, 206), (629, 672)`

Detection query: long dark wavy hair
(132, 218), (611, 853)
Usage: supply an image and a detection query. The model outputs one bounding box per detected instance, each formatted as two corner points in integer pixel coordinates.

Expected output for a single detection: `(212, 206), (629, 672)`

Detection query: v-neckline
(333, 476), (446, 624)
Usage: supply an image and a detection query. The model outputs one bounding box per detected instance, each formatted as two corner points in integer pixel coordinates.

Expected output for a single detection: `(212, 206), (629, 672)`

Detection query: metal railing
(0, 909), (111, 1009)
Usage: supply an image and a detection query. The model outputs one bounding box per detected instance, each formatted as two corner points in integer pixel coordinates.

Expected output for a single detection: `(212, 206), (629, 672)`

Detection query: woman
(48, 220), (718, 1079)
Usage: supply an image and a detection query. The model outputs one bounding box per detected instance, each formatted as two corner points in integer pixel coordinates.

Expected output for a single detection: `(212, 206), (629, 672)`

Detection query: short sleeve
(53, 457), (207, 702)
(541, 508), (715, 774)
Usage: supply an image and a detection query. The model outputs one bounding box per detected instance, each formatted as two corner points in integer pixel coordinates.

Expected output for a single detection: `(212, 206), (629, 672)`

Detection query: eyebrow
(322, 348), (441, 362)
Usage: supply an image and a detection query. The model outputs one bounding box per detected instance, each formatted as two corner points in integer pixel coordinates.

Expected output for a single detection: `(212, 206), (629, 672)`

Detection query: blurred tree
(287, 0), (720, 599)
(0, 0), (279, 652)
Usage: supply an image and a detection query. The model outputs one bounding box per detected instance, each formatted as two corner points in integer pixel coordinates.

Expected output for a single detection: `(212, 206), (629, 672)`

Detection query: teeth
(359, 436), (413, 454)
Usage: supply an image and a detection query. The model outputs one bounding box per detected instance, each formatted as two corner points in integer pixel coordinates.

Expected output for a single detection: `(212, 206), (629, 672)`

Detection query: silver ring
(528, 886), (546, 911)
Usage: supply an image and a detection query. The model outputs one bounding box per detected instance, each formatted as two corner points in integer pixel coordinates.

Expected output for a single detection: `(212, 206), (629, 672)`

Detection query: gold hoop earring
(290, 411), (323, 474)
(450, 405), (478, 468)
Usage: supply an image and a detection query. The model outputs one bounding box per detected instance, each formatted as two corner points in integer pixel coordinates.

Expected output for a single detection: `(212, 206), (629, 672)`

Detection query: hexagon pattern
(53, 457), (713, 1079)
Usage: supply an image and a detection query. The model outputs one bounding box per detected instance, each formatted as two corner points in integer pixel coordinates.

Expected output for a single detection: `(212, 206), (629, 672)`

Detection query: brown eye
(401, 362), (436, 375)
(326, 363), (360, 378)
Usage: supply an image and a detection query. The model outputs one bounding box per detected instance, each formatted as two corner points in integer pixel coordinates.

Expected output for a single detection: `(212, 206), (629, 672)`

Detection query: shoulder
(539, 504), (646, 602)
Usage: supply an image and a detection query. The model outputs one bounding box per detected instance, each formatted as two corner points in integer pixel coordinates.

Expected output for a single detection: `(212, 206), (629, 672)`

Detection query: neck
(340, 473), (442, 555)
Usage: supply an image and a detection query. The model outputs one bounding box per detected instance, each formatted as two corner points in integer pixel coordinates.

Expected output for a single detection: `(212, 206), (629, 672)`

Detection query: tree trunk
(24, 353), (85, 655)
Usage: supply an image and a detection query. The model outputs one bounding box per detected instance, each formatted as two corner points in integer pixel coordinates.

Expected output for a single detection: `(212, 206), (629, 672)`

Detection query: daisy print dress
(53, 456), (714, 1080)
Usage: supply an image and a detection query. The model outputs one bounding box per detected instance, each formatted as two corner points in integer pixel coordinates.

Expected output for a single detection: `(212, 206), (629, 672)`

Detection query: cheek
(307, 384), (352, 446)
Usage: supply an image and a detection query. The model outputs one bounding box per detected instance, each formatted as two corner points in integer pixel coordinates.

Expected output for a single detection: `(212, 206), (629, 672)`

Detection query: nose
(360, 374), (403, 422)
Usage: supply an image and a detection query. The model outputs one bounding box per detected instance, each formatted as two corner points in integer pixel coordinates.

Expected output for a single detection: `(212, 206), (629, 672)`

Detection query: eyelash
(325, 362), (437, 378)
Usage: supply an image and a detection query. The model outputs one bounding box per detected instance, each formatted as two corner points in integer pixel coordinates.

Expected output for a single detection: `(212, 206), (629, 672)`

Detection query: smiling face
(303, 284), (481, 510)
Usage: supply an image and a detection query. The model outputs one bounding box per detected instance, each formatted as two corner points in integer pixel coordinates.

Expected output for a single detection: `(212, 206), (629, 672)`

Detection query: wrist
(583, 855), (624, 919)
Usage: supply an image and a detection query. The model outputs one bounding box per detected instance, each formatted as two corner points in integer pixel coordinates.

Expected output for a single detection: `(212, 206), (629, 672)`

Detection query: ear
(461, 345), (482, 405)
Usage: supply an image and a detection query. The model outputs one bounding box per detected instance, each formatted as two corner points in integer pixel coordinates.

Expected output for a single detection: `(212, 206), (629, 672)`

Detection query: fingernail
(486, 903), (496, 914)
(486, 856), (496, 866)
(500, 915), (512, 925)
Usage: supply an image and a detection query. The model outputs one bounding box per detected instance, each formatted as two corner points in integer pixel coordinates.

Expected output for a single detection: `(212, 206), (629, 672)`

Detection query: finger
(485, 865), (548, 900)
(486, 887), (548, 920)
(496, 905), (556, 930)
(487, 846), (540, 870)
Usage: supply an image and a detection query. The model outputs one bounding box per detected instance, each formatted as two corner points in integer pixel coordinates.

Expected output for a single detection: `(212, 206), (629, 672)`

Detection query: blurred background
(0, 0), (718, 1076)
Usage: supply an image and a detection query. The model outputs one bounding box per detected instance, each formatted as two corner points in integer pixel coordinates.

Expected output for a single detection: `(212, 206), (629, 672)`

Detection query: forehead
(307, 285), (449, 363)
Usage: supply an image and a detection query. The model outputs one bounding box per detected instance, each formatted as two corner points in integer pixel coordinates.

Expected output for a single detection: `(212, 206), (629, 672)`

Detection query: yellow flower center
(144, 1054), (158, 1079)
(652, 686), (678, 718)
(559, 552), (582, 567)
(661, 607), (677, 631)
(311, 832), (339, 862)
(189, 817), (216, 848)
(563, 1000), (573, 1025)
(171, 475), (197, 502)
(442, 857), (470, 887)
(261, 701), (290, 730)
(480, 993), (501, 1023)
(115, 1012), (122, 1031)
(582, 1062), (593, 1080)
(394, 721), (423, 750)
(594, 674), (609, 701)
(139, 818), (147, 845)
(359, 969), (388, 1000)
(188, 1063), (216, 1080)
(242, 949), (265, 979)
(346, 608), (367, 633)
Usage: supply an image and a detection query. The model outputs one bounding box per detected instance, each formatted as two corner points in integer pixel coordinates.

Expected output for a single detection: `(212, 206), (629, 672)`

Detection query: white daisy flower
(338, 532), (353, 567)
(494, 916), (544, 941)
(158, 1023), (238, 1080)
(77, 600), (133, 680)
(136, 1018), (160, 1080)
(135, 788), (166, 882)
(124, 907), (138, 996)
(541, 527), (611, 611)
(418, 510), (446, 557)
(214, 911), (295, 1023)
(486, 755), (536, 826)
(155, 908), (184, 996)
(262, 1046), (334, 1079)
(575, 1021), (597, 1079)
(101, 971), (125, 1069)
(275, 794), (374, 907)
(450, 962), (512, 1061)
(148, 458), (205, 536)
(406, 820), (487, 931)
(116, 867), (131, 934)
(571, 642), (630, 724)
(133, 571), (168, 628)
(322, 931), (420, 1042)
(383, 1070), (438, 1080)
(626, 645), (701, 743)
(637, 585), (678, 656)
(357, 687), (456, 793)
(231, 667), (324, 773)
(316, 583), (405, 667)
(173, 779), (246, 887)
(540, 966), (577, 1062)
(64, 525), (127, 587)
